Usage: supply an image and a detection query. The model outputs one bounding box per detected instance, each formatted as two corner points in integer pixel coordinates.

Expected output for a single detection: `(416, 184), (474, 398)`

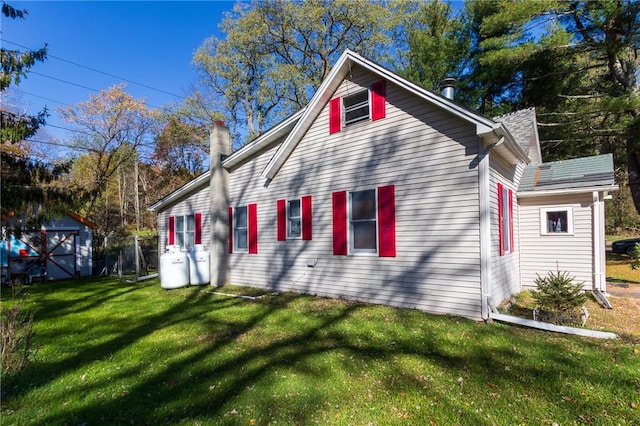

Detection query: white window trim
(348, 189), (378, 255)
(343, 89), (370, 126)
(174, 214), (195, 250)
(234, 206), (249, 252)
(286, 199), (302, 240)
(540, 206), (574, 235)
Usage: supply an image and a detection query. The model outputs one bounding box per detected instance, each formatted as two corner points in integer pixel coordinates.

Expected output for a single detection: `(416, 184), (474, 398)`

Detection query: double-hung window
(234, 206), (248, 252)
(277, 196), (312, 241)
(349, 189), (377, 253)
(168, 213), (201, 250)
(287, 199), (302, 239)
(228, 204), (258, 254)
(332, 186), (395, 257)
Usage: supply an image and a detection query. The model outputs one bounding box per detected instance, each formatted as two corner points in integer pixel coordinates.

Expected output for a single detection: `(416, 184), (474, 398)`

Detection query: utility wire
(22, 71), (172, 111)
(12, 89), (71, 107)
(2, 39), (185, 100)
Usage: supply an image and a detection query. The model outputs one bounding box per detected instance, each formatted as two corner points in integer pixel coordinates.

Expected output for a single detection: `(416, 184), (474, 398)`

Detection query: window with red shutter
(329, 97), (342, 134)
(277, 196), (313, 241)
(377, 185), (396, 257)
(302, 195), (312, 241)
(371, 80), (386, 121)
(168, 216), (175, 245)
(333, 186), (396, 256)
(195, 212), (202, 245)
(248, 203), (258, 254)
(498, 183), (513, 255)
(332, 191), (348, 255)
(228, 207), (233, 254)
(329, 80), (387, 134)
(277, 199), (286, 241)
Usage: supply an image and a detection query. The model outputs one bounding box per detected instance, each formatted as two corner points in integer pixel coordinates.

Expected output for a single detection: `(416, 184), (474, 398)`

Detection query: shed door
(44, 230), (78, 280)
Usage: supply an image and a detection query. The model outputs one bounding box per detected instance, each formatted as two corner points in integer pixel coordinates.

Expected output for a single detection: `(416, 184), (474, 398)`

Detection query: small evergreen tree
(531, 269), (587, 326)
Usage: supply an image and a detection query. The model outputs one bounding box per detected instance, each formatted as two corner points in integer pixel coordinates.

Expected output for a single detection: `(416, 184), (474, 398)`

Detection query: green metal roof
(519, 154), (615, 193)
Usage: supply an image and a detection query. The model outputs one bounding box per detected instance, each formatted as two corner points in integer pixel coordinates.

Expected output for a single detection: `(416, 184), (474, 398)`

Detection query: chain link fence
(94, 235), (158, 282)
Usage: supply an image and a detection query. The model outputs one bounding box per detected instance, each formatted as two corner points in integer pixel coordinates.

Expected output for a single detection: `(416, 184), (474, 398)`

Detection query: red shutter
(329, 97), (342, 134)
(302, 195), (312, 241)
(497, 183), (504, 256)
(168, 216), (175, 245)
(332, 191), (347, 255)
(509, 189), (514, 252)
(378, 185), (396, 257)
(371, 80), (386, 121)
(228, 207), (233, 254)
(277, 199), (286, 241)
(194, 212), (202, 244)
(248, 203), (258, 254)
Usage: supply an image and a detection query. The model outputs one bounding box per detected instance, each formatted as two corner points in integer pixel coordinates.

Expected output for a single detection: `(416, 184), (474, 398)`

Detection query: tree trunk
(628, 148), (640, 215)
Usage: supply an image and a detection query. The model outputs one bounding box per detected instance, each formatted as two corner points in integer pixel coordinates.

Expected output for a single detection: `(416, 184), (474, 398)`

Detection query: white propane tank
(188, 244), (210, 285)
(160, 245), (190, 289)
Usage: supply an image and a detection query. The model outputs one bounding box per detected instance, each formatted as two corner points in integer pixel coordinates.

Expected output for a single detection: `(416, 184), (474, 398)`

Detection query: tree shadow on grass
(3, 280), (637, 425)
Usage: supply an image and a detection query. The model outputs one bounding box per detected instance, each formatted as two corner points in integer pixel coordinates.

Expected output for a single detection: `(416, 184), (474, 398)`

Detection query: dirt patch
(505, 291), (640, 343)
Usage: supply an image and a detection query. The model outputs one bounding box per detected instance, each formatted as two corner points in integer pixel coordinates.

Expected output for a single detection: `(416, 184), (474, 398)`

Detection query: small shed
(1, 212), (97, 283)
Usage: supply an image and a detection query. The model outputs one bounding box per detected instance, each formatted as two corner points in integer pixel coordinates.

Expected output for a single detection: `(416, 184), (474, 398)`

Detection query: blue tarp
(0, 235), (39, 267)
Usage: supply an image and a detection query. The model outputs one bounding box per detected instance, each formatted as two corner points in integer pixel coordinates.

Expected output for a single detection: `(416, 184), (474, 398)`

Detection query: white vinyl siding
(488, 157), (521, 305)
(227, 66), (484, 319)
(156, 184), (210, 255)
(519, 194), (594, 290)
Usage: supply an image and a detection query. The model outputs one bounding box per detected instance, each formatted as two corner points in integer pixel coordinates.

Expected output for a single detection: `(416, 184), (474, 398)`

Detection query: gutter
(517, 185), (619, 198)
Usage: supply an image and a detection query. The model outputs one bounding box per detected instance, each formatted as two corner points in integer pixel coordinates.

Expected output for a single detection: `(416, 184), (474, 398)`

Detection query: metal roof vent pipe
(440, 77), (456, 100)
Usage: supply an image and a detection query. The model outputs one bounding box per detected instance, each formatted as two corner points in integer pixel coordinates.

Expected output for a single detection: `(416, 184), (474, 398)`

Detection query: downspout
(591, 191), (612, 308)
(479, 136), (504, 319)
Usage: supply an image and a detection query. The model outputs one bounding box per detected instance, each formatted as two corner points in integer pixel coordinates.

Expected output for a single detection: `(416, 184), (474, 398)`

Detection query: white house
(149, 50), (616, 320)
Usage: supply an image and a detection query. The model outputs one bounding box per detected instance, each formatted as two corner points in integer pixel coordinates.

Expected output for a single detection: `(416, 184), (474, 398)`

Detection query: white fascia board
(224, 109), (305, 169)
(262, 49), (502, 180)
(517, 185), (619, 198)
(147, 171), (211, 212)
(481, 124), (530, 165)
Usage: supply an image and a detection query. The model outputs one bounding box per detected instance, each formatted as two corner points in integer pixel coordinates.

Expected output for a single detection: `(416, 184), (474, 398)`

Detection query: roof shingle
(519, 154), (615, 193)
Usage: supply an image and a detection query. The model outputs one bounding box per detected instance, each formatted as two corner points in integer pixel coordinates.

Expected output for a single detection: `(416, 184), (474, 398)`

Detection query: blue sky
(2, 1), (236, 148)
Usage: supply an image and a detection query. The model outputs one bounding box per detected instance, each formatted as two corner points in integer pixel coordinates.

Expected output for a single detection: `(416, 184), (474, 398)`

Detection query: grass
(1, 278), (639, 425)
(607, 251), (640, 283)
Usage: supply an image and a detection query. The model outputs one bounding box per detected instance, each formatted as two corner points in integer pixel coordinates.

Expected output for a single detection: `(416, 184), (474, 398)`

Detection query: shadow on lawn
(3, 278), (635, 425)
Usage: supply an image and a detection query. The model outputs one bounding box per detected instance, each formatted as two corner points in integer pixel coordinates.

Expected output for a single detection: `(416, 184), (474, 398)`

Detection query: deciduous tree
(58, 84), (158, 219)
(192, 0), (393, 145)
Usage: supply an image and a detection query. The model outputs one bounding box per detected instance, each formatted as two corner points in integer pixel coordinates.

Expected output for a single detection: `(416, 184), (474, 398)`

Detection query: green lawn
(1, 278), (639, 425)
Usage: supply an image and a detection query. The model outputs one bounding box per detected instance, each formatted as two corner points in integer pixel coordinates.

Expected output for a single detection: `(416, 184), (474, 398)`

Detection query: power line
(2, 38), (185, 100)
(20, 71), (171, 111)
(13, 89), (71, 107)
